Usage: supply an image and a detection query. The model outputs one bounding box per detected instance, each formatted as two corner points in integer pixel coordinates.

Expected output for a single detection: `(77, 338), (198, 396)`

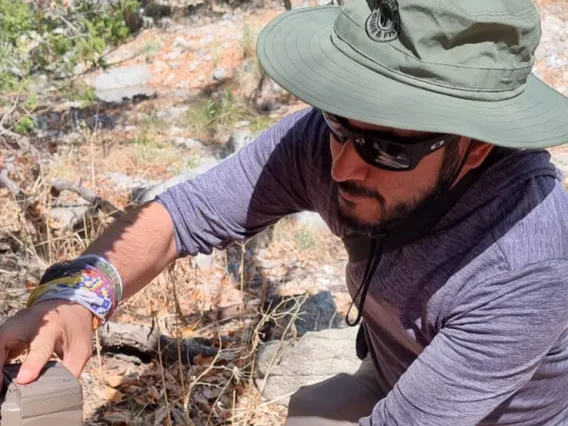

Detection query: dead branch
(0, 91), (31, 150)
(0, 317), (218, 365)
(0, 169), (26, 203)
(51, 179), (124, 218)
(97, 321), (218, 365)
(0, 91), (21, 130)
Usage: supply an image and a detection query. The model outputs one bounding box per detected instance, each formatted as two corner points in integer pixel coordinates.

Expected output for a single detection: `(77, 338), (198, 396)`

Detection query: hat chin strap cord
(345, 140), (474, 327)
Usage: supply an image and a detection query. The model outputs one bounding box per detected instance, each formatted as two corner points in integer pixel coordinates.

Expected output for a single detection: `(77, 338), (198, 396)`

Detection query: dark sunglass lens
(323, 113), (349, 144)
(355, 140), (411, 170)
(376, 151), (411, 170)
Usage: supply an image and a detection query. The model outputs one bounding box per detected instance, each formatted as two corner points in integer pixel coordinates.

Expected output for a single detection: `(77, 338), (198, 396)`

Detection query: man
(1, 0), (568, 424)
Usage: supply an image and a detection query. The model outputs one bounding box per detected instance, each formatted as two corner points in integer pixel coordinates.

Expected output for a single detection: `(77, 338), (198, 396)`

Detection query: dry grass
(78, 239), (310, 425)
(1, 154), (335, 425)
(0, 12), (335, 419)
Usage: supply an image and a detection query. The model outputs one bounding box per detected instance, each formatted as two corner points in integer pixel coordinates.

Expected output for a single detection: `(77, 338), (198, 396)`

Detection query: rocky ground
(0, 0), (567, 425)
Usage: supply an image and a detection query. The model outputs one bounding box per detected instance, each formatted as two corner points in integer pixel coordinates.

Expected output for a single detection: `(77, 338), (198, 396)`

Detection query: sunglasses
(322, 111), (460, 171)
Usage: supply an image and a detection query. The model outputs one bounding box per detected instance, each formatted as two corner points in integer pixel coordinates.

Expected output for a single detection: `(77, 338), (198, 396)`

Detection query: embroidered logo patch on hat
(365, 0), (400, 42)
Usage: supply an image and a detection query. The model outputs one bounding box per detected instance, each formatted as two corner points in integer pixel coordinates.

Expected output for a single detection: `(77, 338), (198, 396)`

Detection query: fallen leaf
(103, 374), (126, 388)
(148, 385), (160, 401)
(193, 354), (215, 365)
(193, 393), (211, 413)
(92, 387), (107, 401)
(154, 406), (168, 426)
(171, 407), (187, 425)
(164, 370), (177, 383)
(122, 385), (142, 394)
(104, 386), (124, 403)
(134, 394), (151, 405)
(103, 409), (131, 424)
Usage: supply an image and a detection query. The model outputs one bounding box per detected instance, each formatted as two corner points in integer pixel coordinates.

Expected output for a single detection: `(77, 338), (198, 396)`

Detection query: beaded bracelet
(26, 255), (123, 329)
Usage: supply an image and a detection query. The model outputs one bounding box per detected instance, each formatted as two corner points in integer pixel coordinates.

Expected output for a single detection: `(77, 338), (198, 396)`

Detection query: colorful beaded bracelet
(27, 255), (123, 329)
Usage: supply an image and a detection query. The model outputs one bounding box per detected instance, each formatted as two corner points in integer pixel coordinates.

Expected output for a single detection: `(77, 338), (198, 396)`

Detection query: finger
(16, 329), (57, 384)
(61, 344), (91, 378)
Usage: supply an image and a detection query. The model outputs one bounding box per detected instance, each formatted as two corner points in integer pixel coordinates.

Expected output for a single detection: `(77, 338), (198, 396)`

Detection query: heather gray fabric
(156, 107), (568, 425)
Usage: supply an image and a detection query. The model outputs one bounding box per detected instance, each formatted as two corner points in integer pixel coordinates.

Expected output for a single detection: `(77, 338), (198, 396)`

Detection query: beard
(334, 143), (461, 234)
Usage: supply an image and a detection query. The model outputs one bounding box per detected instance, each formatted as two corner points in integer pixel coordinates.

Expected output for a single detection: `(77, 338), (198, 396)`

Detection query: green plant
(250, 114), (275, 134)
(23, 93), (38, 110)
(181, 87), (276, 140)
(13, 116), (34, 134)
(241, 22), (258, 60)
(0, 0), (140, 96)
(132, 113), (168, 147)
(141, 40), (162, 63)
(296, 229), (316, 252)
(68, 83), (96, 107)
(0, 0), (34, 46)
(0, 0), (34, 92)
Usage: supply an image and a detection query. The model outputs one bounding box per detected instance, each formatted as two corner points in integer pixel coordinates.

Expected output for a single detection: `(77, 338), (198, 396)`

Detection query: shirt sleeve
(155, 107), (328, 257)
(361, 259), (568, 426)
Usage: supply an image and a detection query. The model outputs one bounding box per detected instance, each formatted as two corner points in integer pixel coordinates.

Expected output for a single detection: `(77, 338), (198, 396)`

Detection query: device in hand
(0, 361), (83, 426)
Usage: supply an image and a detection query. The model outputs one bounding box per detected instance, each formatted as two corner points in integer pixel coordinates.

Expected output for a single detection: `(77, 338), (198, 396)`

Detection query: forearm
(83, 201), (178, 300)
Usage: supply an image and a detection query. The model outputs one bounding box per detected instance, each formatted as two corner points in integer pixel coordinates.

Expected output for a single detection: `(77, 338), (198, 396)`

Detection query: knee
(288, 374), (352, 418)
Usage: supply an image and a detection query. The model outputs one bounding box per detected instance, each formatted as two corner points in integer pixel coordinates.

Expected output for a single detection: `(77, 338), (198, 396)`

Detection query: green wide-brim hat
(257, 0), (568, 149)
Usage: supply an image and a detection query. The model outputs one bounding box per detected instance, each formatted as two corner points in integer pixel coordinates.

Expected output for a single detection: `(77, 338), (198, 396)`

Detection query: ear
(456, 139), (494, 179)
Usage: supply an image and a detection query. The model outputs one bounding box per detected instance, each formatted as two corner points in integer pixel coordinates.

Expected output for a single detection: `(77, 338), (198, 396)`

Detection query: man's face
(330, 118), (464, 232)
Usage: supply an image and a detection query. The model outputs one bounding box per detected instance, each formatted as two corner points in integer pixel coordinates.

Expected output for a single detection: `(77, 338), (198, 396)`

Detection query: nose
(331, 139), (371, 182)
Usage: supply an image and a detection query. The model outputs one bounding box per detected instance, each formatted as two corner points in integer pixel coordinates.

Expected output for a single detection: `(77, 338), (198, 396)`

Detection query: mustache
(337, 181), (386, 203)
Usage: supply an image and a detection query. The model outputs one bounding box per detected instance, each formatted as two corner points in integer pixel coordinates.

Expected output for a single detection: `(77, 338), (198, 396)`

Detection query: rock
(173, 137), (203, 150)
(255, 327), (360, 405)
(549, 151), (568, 179)
(165, 49), (183, 60)
(104, 172), (158, 192)
(193, 252), (216, 270)
(294, 291), (346, 336)
(85, 112), (115, 130)
(292, 211), (329, 231)
(173, 37), (194, 50)
(142, 16), (154, 29)
(253, 76), (287, 112)
(134, 159), (219, 204)
(268, 291), (346, 340)
(156, 106), (188, 121)
(157, 17), (174, 30)
(211, 67), (227, 81)
(221, 130), (257, 158)
(199, 34), (214, 46)
(94, 65), (156, 103)
(48, 205), (92, 232)
(187, 61), (199, 72)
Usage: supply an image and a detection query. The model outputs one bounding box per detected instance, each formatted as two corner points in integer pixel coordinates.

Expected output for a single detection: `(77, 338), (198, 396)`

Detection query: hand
(0, 300), (94, 386)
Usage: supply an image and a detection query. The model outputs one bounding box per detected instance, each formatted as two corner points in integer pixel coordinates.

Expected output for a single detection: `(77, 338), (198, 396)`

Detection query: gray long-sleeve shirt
(156, 107), (568, 425)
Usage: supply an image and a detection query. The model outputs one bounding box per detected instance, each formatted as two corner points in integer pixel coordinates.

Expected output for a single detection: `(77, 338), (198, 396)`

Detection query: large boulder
(94, 65), (156, 103)
(255, 326), (360, 406)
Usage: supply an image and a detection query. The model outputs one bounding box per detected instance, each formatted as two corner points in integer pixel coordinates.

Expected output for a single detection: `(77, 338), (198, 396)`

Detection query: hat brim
(257, 6), (568, 149)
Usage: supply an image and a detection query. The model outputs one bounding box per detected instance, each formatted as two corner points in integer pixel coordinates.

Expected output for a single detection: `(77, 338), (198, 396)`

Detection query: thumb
(16, 329), (57, 384)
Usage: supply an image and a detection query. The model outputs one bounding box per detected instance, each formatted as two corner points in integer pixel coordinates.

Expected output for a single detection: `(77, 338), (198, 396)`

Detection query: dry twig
(51, 179), (124, 218)
(0, 169), (25, 202)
